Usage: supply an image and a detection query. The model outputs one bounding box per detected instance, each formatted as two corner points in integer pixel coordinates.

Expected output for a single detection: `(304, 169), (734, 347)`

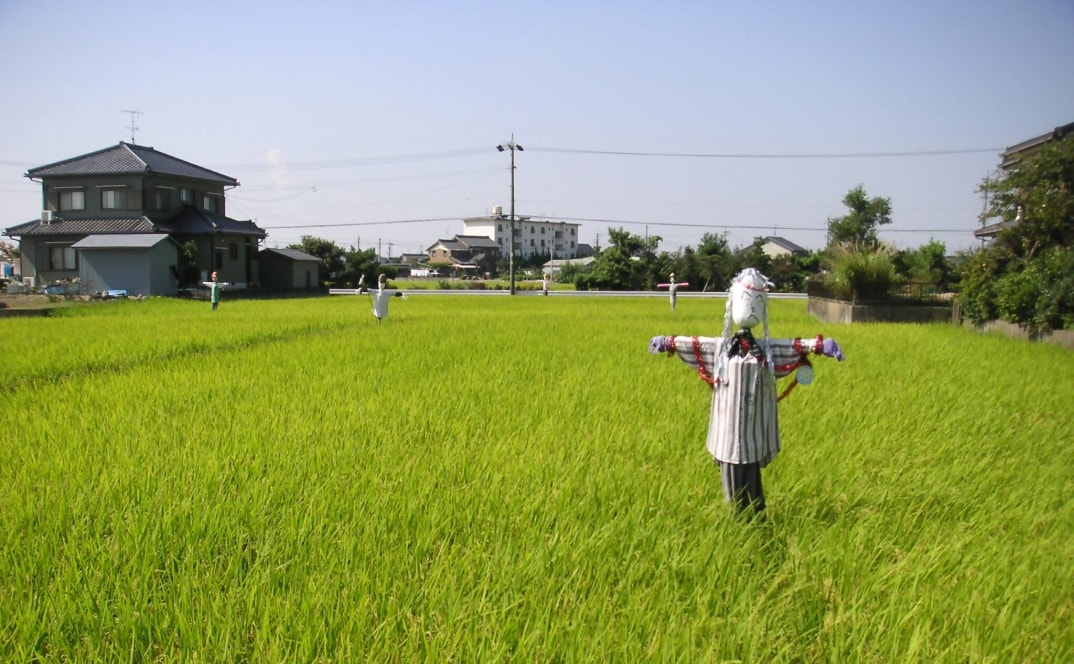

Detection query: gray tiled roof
(156, 207), (265, 238)
(763, 236), (808, 253)
(261, 247), (319, 262)
(5, 216), (157, 237)
(428, 238), (466, 252)
(456, 234), (499, 249)
(27, 142), (238, 185)
(5, 208), (265, 239)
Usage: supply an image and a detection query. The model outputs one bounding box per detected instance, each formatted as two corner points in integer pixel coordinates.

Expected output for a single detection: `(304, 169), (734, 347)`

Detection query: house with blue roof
(3, 142), (266, 295)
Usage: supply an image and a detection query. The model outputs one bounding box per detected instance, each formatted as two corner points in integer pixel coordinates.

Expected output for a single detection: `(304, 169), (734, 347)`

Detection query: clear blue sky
(2, 0), (1072, 256)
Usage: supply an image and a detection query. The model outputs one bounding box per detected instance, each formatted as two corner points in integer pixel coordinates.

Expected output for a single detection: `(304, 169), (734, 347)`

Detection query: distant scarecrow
(648, 267), (845, 515)
(360, 273), (407, 323)
(202, 271), (229, 311)
(656, 272), (690, 311)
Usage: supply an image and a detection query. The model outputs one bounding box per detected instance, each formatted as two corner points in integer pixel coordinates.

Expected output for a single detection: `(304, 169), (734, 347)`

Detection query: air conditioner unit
(23, 276), (36, 287)
(41, 210), (54, 224)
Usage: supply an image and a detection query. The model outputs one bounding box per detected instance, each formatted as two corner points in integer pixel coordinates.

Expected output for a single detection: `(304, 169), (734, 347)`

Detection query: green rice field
(2, 294), (1072, 661)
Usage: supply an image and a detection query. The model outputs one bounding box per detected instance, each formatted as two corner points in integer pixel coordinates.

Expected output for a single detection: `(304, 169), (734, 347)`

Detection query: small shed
(71, 234), (178, 296)
(258, 247), (321, 289)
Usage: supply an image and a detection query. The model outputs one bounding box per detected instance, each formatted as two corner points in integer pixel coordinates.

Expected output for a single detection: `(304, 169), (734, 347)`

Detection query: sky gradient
(2, 1), (1072, 256)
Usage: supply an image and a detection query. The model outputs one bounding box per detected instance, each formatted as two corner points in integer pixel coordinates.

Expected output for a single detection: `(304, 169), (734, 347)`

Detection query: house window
(152, 188), (170, 211)
(49, 245), (77, 270)
(180, 189), (192, 204)
(497, 224), (503, 231)
(229, 243), (238, 260)
(203, 195), (217, 213)
(530, 226), (535, 233)
(571, 241), (576, 248)
(540, 239), (545, 247)
(570, 228), (576, 235)
(540, 227), (545, 234)
(530, 239), (535, 247)
(59, 190), (85, 211)
(101, 188), (127, 209)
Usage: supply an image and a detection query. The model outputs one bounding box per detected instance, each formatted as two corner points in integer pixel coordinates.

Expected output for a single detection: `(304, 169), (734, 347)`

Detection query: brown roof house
(4, 142), (266, 295)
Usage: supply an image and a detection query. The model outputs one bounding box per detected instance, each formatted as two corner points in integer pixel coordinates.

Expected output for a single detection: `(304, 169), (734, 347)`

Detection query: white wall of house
(463, 217), (581, 259)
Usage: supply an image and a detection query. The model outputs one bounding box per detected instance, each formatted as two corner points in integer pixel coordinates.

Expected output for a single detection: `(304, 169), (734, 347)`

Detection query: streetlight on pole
(496, 135), (523, 295)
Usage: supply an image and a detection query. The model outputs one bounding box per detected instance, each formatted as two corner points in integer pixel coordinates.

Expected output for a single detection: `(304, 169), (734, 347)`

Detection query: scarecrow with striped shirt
(649, 267), (845, 515)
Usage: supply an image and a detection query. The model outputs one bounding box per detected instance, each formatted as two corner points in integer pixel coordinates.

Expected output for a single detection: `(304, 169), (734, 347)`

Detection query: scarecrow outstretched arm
(769, 337), (845, 375)
(650, 335), (843, 378)
(651, 335), (721, 373)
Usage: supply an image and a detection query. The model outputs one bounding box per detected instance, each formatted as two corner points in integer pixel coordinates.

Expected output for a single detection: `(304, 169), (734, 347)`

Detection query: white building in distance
(462, 206), (582, 259)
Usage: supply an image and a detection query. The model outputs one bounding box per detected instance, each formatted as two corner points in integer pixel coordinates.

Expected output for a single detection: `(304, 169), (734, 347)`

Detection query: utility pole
(497, 135), (523, 295)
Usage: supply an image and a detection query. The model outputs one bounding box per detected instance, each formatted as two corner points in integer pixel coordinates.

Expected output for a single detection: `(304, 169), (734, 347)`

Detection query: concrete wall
(809, 296), (1073, 350)
(964, 320), (1074, 351)
(808, 296), (952, 324)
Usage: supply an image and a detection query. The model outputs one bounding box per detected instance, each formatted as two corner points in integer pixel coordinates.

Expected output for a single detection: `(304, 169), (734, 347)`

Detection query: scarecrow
(359, 273), (407, 323)
(202, 271), (230, 311)
(656, 272), (689, 311)
(648, 267), (845, 514)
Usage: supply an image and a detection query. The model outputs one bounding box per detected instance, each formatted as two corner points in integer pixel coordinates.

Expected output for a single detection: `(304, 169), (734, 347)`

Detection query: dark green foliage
(176, 240), (201, 287)
(581, 228), (661, 290)
(826, 185), (893, 247)
(895, 240), (954, 290)
(958, 136), (1074, 334)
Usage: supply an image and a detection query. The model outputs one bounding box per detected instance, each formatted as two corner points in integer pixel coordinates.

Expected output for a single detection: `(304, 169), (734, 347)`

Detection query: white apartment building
(462, 206), (581, 259)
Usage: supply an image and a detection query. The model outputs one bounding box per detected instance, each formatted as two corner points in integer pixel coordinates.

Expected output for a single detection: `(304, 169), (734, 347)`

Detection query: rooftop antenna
(122, 109), (142, 143)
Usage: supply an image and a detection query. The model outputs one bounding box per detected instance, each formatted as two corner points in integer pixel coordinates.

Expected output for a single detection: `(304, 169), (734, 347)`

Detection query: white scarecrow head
(729, 267), (770, 330)
(716, 267), (774, 383)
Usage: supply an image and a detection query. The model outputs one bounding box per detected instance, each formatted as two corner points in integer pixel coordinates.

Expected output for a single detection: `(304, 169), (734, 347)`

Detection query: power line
(529, 146), (1003, 159)
(528, 215), (974, 234)
(259, 216), (462, 230)
(0, 142), (1004, 172)
(217, 148), (490, 172)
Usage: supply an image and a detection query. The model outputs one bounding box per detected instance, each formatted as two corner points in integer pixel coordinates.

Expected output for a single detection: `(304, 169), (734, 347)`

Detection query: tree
(731, 237), (773, 279)
(827, 185), (892, 247)
(0, 240), (18, 262)
(288, 236), (346, 286)
(896, 240), (953, 290)
(693, 232), (735, 292)
(578, 227), (660, 290)
(340, 246), (386, 287)
(175, 240), (201, 288)
(959, 135), (1074, 334)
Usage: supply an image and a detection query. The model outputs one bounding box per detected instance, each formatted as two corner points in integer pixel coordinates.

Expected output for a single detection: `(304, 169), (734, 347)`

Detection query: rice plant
(1, 296), (1071, 661)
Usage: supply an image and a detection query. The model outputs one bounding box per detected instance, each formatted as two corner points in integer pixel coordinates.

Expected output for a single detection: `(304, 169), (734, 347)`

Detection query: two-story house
(426, 235), (501, 275)
(3, 142), (266, 295)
